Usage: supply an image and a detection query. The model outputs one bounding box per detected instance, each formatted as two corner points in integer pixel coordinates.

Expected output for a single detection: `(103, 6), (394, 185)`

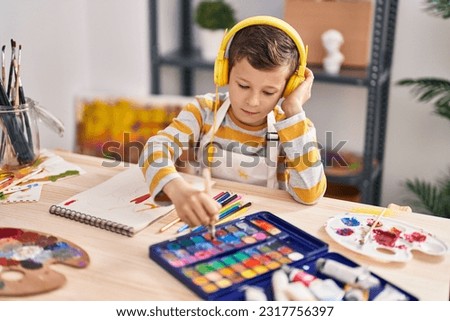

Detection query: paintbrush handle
(361, 207), (387, 245)
(159, 216), (181, 233)
(0, 167), (43, 194)
(0, 184), (31, 197)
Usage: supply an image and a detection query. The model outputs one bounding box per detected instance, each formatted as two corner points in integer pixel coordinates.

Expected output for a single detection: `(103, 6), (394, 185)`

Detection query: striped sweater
(139, 92), (326, 205)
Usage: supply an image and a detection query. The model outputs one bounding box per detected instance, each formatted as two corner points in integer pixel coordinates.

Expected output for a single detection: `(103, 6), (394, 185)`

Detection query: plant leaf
(397, 78), (450, 122)
(424, 0), (450, 19)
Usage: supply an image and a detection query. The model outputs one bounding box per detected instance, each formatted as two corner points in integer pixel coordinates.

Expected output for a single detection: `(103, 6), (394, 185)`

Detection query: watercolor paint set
(149, 211), (417, 301)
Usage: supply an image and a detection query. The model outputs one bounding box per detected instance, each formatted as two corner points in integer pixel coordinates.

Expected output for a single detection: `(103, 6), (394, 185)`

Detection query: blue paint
(341, 217), (360, 227)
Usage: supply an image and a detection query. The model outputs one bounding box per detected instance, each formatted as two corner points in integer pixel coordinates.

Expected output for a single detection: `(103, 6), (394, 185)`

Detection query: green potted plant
(398, 0), (450, 218)
(194, 0), (237, 61)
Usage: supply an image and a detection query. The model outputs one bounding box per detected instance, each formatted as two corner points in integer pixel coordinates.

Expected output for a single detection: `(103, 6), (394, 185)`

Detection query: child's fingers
(178, 207), (202, 227)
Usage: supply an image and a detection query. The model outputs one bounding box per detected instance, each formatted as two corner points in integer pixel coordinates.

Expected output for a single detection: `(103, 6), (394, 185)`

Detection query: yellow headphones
(213, 15), (308, 98)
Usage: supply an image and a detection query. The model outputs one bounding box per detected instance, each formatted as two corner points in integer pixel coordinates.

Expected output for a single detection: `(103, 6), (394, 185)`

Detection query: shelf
(310, 65), (369, 87)
(325, 164), (383, 187)
(158, 49), (215, 69)
(157, 51), (371, 86)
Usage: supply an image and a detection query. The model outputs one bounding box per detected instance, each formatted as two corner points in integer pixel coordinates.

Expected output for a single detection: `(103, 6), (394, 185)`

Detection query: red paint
(36, 235), (58, 247)
(64, 199), (76, 206)
(0, 228), (23, 239)
(373, 228), (401, 247)
(130, 193), (151, 204)
(242, 257), (260, 268)
(404, 231), (427, 243)
(17, 231), (40, 243)
(0, 258), (20, 267)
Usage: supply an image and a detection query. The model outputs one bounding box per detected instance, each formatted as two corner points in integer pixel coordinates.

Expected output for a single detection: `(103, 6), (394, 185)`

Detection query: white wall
(0, 0), (90, 152)
(1, 0), (449, 208)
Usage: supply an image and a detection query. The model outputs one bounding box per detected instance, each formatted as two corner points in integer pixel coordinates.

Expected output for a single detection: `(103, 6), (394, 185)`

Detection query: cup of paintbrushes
(0, 97), (40, 170)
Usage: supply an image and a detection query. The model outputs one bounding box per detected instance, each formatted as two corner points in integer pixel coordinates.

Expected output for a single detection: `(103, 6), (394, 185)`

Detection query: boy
(139, 18), (326, 228)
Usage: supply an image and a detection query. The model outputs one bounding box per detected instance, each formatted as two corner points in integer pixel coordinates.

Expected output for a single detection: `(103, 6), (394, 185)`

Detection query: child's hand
(281, 68), (314, 118)
(163, 178), (221, 227)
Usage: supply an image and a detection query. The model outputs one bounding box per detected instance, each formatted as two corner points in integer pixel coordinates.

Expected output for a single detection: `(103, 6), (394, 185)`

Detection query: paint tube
(373, 284), (408, 301)
(281, 264), (317, 286)
(281, 265), (344, 301)
(316, 258), (380, 289)
(243, 285), (268, 301)
(272, 269), (289, 301)
(284, 282), (317, 301)
(309, 278), (345, 301)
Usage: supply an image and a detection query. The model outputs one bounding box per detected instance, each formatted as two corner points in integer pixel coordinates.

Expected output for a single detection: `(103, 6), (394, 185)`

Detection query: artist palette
(325, 213), (448, 262)
(0, 227), (89, 296)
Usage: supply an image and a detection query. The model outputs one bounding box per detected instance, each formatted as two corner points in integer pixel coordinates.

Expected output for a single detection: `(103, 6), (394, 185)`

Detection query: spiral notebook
(48, 165), (179, 237)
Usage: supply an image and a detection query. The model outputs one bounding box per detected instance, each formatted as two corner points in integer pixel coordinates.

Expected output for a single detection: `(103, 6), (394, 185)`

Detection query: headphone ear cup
(283, 74), (304, 98)
(214, 58), (229, 87)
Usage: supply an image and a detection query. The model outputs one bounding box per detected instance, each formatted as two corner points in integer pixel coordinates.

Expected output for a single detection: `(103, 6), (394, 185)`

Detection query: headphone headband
(213, 15), (308, 97)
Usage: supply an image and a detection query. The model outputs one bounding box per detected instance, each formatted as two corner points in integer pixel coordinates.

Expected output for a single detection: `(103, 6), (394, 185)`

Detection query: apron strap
(200, 98), (231, 147)
(266, 111), (279, 189)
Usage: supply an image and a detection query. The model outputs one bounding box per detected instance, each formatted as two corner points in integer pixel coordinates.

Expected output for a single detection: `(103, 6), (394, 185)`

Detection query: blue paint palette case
(149, 212), (417, 301)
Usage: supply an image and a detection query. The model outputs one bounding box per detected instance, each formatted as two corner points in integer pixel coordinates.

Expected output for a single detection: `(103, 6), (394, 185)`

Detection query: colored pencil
(216, 192), (231, 203)
(177, 198), (242, 234)
(213, 191), (226, 200)
(219, 202), (252, 223)
(159, 191), (228, 233)
(191, 202), (251, 233)
(220, 207), (250, 224)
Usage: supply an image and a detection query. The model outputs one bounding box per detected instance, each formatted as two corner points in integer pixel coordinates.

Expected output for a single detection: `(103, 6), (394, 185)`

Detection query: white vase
(198, 28), (225, 62)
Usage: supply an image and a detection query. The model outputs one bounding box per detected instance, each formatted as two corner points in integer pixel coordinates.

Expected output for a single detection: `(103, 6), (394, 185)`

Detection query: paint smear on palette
(341, 217), (360, 227)
(0, 227), (89, 296)
(403, 232), (427, 243)
(335, 228), (354, 236)
(372, 228), (401, 247)
(367, 218), (383, 228)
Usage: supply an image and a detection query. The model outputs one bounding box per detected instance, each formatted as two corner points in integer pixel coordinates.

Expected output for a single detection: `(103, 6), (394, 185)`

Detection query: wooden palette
(0, 227), (89, 296)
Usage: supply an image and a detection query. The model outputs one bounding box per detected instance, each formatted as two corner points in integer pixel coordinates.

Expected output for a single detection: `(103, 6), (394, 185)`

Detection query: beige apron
(198, 99), (279, 189)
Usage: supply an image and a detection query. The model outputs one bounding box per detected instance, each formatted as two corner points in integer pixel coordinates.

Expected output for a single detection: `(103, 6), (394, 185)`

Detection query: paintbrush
(0, 167), (43, 194)
(15, 44), (35, 151)
(359, 207), (388, 246)
(1, 45), (5, 88)
(6, 39), (16, 100)
(0, 185), (32, 198)
(0, 40), (35, 164)
(202, 168), (216, 239)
